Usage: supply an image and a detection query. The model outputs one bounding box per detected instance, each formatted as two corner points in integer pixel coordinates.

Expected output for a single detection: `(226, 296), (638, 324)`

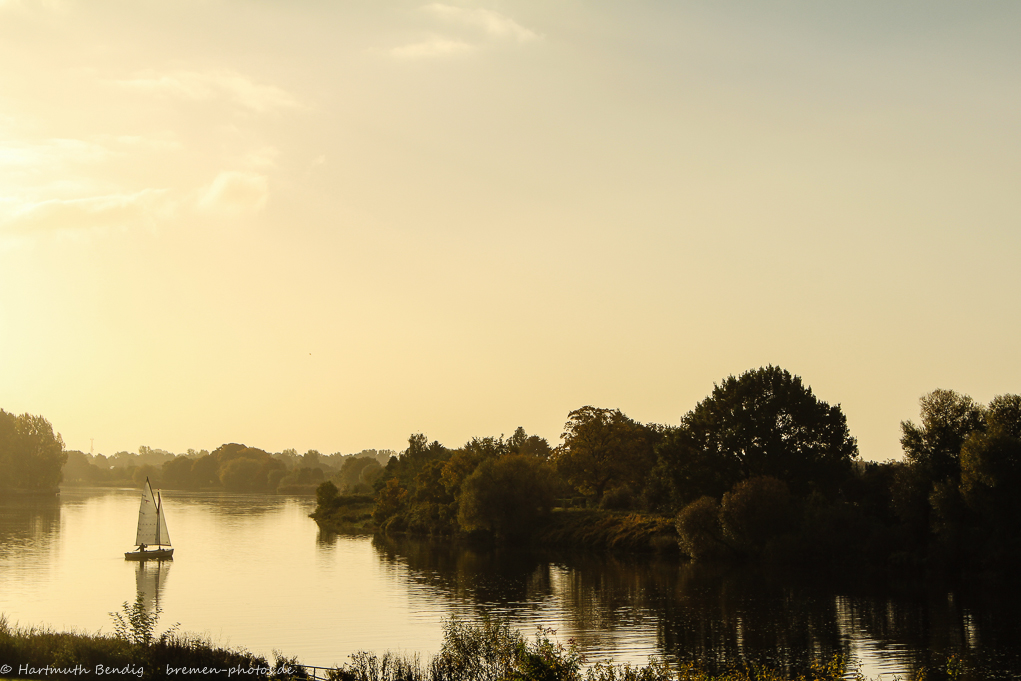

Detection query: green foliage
(334, 455), (383, 493)
(277, 466), (326, 493)
(327, 616), (869, 681)
(901, 389), (984, 484)
(508, 426), (553, 460)
(675, 497), (729, 562)
(538, 510), (678, 553)
(161, 455), (196, 489)
(310, 489), (377, 533)
(659, 367), (857, 506)
(109, 594), (179, 647)
(359, 429), (560, 539)
(219, 457), (265, 492)
(555, 407), (660, 503)
(374, 478), (410, 528)
(317, 480), (340, 507)
(720, 476), (796, 554)
(0, 410), (67, 492)
(457, 454), (555, 538)
(599, 486), (634, 511)
(1, 612), (275, 680)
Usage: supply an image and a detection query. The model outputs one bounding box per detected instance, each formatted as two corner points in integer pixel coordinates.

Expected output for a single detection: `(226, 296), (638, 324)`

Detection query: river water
(1, 487), (1019, 679)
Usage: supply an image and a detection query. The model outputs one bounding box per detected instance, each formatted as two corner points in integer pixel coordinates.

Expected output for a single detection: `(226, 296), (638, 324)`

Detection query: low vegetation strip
(309, 493), (377, 534)
(535, 510), (678, 553)
(1, 612), (961, 681)
(0, 626), (284, 679)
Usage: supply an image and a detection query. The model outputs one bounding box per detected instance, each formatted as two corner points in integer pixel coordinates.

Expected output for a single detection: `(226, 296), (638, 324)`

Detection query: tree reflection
(0, 495), (61, 560)
(363, 536), (1021, 677)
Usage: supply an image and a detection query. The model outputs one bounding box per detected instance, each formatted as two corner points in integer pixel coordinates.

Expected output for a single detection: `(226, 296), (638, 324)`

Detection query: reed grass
(0, 611), (288, 680)
(1, 611), (962, 681)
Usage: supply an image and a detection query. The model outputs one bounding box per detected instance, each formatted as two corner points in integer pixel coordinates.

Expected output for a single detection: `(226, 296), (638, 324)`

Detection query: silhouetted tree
(960, 394), (1021, 532)
(457, 454), (555, 538)
(901, 388), (984, 484)
(554, 407), (659, 502)
(0, 410), (67, 491)
(660, 366), (857, 503)
(507, 427), (553, 460)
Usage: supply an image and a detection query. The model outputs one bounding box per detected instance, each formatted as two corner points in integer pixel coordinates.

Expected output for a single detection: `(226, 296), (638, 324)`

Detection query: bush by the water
(326, 616), (955, 681)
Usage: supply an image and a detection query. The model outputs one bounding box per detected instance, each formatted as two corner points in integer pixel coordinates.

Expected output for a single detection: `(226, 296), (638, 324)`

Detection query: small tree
(720, 476), (796, 553)
(109, 593), (179, 647)
(675, 496), (729, 562)
(316, 480), (339, 508)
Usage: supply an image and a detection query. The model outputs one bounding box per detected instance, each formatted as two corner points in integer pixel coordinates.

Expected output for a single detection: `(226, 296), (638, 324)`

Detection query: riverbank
(308, 493), (376, 533)
(1, 614), (946, 680)
(0, 615), (299, 680)
(311, 494), (679, 554)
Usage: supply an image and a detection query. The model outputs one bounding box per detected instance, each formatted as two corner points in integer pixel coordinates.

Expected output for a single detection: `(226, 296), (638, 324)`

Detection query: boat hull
(124, 548), (174, 560)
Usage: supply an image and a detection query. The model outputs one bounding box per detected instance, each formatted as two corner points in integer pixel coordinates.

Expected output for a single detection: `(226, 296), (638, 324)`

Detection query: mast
(155, 491), (162, 547)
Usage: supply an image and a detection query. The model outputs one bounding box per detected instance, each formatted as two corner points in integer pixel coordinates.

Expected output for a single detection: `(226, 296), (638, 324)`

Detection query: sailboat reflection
(133, 558), (171, 612)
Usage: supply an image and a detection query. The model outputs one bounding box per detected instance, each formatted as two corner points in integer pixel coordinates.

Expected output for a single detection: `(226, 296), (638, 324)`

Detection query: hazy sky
(1, 1), (1018, 460)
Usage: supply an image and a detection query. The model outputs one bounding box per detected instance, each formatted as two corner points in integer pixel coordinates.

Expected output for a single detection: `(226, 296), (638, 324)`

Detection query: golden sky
(1, 1), (1018, 460)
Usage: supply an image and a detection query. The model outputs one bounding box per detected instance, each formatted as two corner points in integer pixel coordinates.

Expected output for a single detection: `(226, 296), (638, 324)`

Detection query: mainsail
(134, 478), (171, 547)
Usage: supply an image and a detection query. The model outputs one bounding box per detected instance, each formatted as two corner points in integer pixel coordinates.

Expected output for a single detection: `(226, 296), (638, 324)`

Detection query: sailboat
(124, 477), (174, 560)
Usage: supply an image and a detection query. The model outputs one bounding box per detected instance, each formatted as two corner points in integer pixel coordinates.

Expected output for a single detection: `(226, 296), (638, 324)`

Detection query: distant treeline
(313, 366), (1021, 578)
(61, 445), (393, 494)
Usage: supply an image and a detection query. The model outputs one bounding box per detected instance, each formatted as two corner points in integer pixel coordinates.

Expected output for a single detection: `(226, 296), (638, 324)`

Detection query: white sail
(156, 493), (171, 546)
(134, 478), (171, 547)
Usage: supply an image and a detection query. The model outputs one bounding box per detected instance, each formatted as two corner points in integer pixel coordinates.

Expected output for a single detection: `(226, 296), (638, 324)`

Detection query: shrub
(719, 476), (796, 554)
(675, 496), (729, 561)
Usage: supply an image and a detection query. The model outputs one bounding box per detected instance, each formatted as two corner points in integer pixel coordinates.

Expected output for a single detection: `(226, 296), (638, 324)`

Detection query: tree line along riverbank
(5, 364), (1020, 577)
(311, 366), (1021, 581)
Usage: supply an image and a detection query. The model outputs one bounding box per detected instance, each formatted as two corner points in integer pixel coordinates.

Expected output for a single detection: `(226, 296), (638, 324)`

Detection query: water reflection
(3, 489), (1021, 679)
(159, 490), (291, 519)
(0, 494), (61, 561)
(133, 560), (171, 611)
(367, 535), (1021, 679)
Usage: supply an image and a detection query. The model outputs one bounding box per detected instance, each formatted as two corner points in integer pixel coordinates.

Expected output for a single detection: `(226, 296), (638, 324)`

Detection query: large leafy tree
(0, 410), (67, 491)
(659, 366), (857, 503)
(457, 454), (555, 537)
(554, 406), (659, 502)
(960, 394), (1021, 523)
(900, 388), (984, 483)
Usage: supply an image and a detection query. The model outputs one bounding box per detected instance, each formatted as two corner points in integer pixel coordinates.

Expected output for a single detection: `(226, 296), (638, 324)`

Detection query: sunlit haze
(1, 1), (1018, 460)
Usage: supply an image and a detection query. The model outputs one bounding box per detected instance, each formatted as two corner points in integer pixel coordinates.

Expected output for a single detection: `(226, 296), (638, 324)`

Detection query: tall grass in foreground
(0, 599), (304, 680)
(2, 607), (964, 680)
(327, 617), (961, 681)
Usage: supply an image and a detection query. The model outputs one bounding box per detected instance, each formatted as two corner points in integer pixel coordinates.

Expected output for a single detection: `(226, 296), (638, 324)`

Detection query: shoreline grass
(2, 611), (964, 681)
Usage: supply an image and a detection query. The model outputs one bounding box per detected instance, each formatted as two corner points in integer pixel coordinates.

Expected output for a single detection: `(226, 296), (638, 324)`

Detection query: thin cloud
(197, 171), (268, 217)
(424, 4), (539, 42)
(0, 138), (110, 170)
(0, 189), (171, 233)
(114, 70), (301, 113)
(391, 37), (474, 59)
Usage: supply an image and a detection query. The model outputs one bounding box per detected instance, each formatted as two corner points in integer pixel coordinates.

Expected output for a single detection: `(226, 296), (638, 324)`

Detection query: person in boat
(139, 543), (147, 552)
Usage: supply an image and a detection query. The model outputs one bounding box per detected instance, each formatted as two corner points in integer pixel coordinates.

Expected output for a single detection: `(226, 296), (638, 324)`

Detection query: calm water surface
(1, 488), (1019, 679)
